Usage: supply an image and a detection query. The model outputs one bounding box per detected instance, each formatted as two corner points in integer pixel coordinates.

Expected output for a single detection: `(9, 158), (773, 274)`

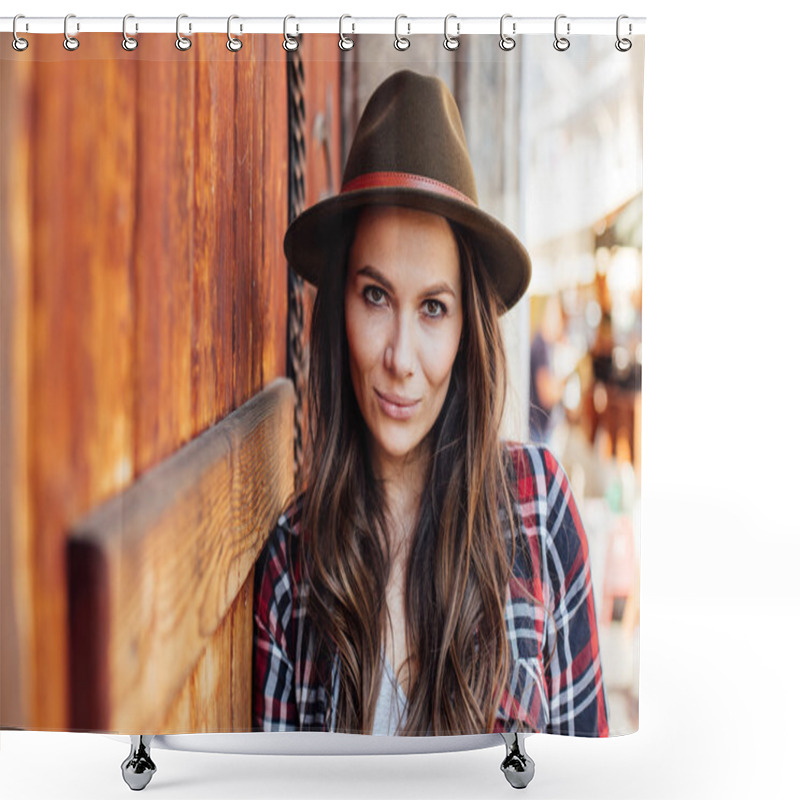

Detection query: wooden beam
(68, 378), (294, 732)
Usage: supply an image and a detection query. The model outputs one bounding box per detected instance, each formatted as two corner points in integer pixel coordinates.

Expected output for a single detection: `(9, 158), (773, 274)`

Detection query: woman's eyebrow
(355, 266), (456, 299)
(355, 265), (394, 293)
(420, 282), (457, 299)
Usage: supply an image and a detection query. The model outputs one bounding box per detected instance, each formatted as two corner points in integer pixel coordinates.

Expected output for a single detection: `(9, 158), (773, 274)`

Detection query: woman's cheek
(422, 323), (461, 383)
(347, 306), (383, 377)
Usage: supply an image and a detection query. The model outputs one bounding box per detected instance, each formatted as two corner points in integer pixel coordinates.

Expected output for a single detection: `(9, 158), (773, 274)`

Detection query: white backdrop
(2, 1), (798, 798)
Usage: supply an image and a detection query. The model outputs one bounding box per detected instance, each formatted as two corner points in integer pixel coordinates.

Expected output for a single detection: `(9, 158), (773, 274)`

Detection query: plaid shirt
(253, 442), (608, 737)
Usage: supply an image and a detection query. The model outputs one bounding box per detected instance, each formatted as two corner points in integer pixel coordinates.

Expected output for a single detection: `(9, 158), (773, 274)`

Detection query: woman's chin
(370, 427), (426, 466)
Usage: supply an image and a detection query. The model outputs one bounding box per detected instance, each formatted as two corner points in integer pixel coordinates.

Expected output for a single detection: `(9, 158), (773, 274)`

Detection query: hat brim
(283, 187), (531, 314)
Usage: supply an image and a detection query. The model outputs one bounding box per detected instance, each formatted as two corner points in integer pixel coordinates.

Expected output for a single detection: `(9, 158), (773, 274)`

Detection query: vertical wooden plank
(304, 35), (342, 207)
(27, 33), (136, 729)
(0, 46), (33, 730)
(27, 36), (76, 727)
(231, 34), (260, 406)
(192, 34), (236, 430)
(159, 610), (233, 734)
(230, 570), (255, 731)
(178, 572), (252, 733)
(260, 36), (289, 385)
(160, 42), (291, 733)
(133, 42), (195, 474)
(159, 581), (253, 734)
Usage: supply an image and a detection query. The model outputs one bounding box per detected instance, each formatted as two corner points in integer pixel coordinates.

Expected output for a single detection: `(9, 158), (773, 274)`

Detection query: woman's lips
(375, 389), (420, 420)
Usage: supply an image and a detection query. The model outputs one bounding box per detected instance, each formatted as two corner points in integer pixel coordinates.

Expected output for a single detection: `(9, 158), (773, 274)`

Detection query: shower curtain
(0, 21), (643, 740)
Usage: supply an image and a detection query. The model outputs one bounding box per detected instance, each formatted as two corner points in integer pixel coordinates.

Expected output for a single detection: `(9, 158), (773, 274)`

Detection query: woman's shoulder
(254, 492), (306, 599)
(264, 492), (304, 555)
(502, 440), (564, 504)
(502, 440), (588, 563)
(275, 492), (306, 537)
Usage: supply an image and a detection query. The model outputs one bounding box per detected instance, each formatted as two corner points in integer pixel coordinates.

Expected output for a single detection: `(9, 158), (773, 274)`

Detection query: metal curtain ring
(12, 14), (29, 51)
(553, 14), (570, 51)
(283, 16), (299, 51)
(339, 15), (354, 50)
(227, 15), (243, 52)
(443, 14), (460, 51)
(176, 14), (191, 50)
(394, 15), (410, 51)
(615, 14), (632, 51)
(499, 13), (515, 51)
(64, 13), (79, 51)
(122, 14), (138, 51)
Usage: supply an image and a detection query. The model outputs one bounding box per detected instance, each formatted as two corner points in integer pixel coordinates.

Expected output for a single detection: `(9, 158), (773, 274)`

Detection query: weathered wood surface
(0, 32), (291, 730)
(0, 41), (33, 731)
(160, 573), (254, 734)
(68, 379), (294, 732)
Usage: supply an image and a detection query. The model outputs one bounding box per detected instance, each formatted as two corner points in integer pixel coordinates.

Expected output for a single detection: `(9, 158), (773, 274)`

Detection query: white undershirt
(371, 651), (408, 735)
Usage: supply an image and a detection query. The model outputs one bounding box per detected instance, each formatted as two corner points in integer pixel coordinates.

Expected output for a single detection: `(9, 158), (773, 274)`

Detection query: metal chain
(287, 43), (307, 489)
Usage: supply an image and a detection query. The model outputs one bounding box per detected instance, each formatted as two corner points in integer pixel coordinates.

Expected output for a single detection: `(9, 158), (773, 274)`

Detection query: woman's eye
(423, 299), (446, 318)
(364, 286), (387, 306)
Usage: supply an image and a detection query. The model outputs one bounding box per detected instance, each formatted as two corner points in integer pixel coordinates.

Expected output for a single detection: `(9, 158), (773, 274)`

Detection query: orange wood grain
(231, 34), (260, 408)
(0, 46), (34, 730)
(260, 38), (289, 385)
(1, 32), (332, 733)
(192, 34), (236, 430)
(27, 33), (138, 729)
(163, 36), (289, 734)
(133, 46), (195, 474)
(160, 571), (254, 733)
(68, 380), (294, 732)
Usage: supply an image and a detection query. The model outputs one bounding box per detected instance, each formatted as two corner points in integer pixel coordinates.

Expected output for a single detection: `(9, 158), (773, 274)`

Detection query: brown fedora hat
(283, 69), (531, 312)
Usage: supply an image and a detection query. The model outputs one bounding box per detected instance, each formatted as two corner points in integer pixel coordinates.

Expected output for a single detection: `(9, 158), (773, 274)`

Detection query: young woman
(253, 70), (608, 738)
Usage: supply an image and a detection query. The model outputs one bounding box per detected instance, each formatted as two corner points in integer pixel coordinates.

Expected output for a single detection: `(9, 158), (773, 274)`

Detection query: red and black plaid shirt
(253, 442), (609, 736)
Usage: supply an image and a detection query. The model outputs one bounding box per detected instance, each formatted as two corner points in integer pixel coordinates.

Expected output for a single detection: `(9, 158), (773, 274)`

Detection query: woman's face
(345, 205), (463, 475)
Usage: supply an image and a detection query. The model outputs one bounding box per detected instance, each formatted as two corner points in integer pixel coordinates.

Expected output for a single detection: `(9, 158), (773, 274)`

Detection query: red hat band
(341, 171), (477, 208)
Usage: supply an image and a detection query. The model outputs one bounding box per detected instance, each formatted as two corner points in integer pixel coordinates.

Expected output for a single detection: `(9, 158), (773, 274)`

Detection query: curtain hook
(122, 14), (138, 51)
(394, 15), (410, 51)
(176, 14), (191, 50)
(12, 14), (29, 51)
(283, 15), (299, 51)
(615, 15), (632, 52)
(64, 13), (80, 51)
(227, 15), (243, 52)
(499, 14), (516, 51)
(443, 14), (460, 51)
(339, 14), (355, 50)
(553, 14), (570, 52)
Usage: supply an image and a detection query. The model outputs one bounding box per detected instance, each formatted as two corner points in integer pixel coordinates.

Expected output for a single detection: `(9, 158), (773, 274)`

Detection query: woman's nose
(384, 312), (415, 377)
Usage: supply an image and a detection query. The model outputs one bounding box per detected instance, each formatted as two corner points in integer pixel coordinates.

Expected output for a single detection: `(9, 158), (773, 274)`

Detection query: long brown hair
(298, 212), (521, 735)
